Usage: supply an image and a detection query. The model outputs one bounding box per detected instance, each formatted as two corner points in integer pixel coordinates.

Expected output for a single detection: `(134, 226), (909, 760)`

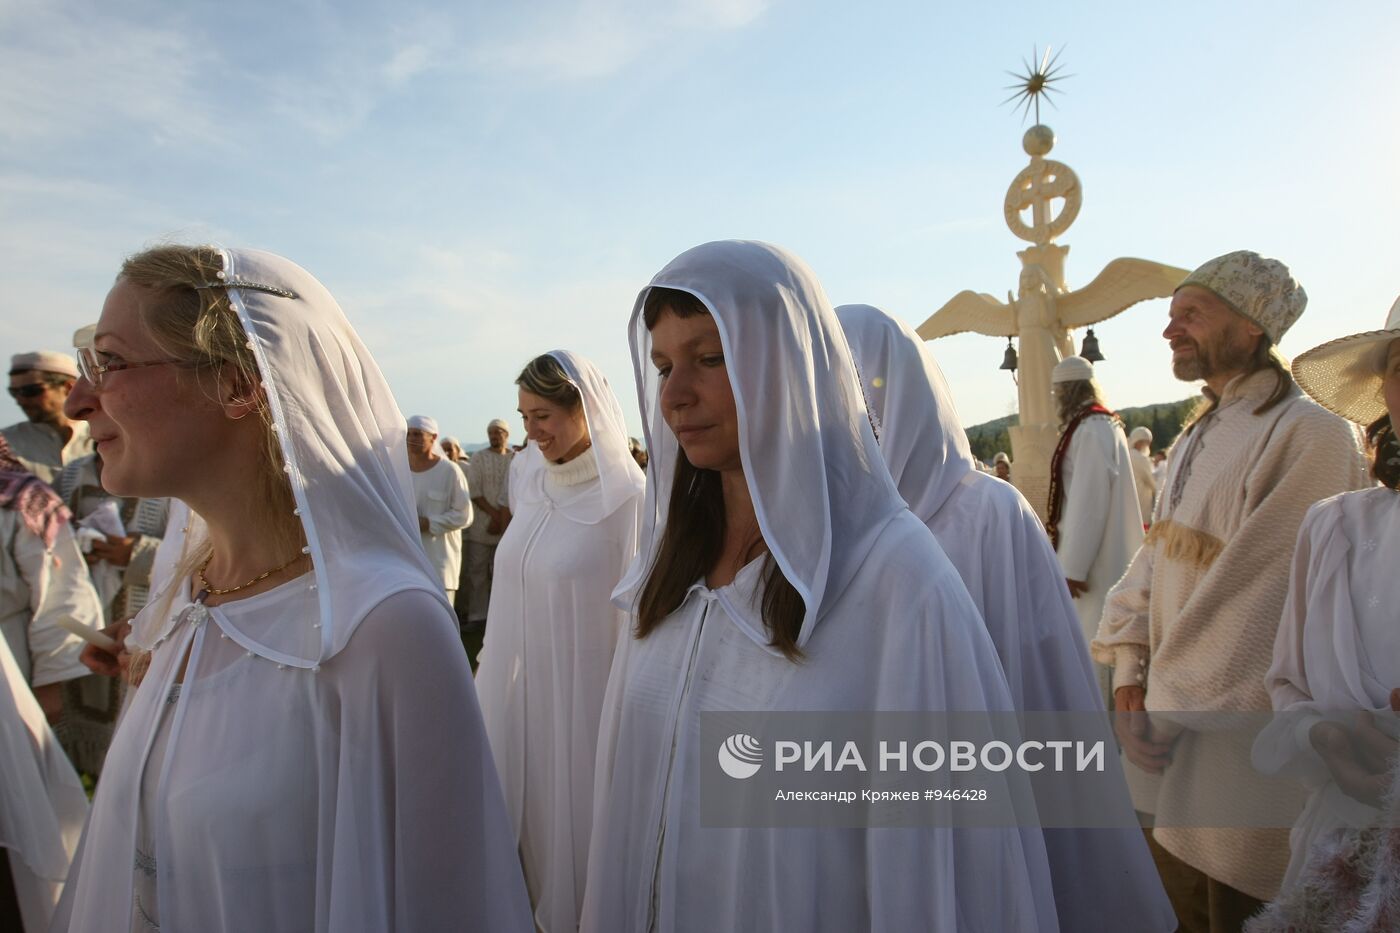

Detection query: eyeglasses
(77, 346), (184, 390)
(7, 383), (54, 399)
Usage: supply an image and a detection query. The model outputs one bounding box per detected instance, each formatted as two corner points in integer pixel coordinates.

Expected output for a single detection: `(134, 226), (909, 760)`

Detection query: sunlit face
(1383, 340), (1400, 429)
(487, 424), (509, 450)
(648, 308), (741, 472)
(1163, 286), (1261, 382)
(64, 278), (239, 498)
(8, 370), (72, 424)
(994, 462), (1010, 480)
(406, 427), (436, 457)
(517, 389), (588, 460)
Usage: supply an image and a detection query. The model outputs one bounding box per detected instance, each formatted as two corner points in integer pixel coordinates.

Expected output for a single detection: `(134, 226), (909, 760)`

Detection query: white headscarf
(510, 349), (644, 525)
(132, 248), (442, 667)
(613, 241), (906, 650)
(835, 303), (974, 521)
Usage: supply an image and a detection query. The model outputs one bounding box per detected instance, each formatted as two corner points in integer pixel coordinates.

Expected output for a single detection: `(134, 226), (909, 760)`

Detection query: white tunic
(475, 448), (641, 933)
(466, 447), (514, 545)
(1054, 414), (1144, 701)
(0, 626), (87, 932)
(0, 512), (103, 688)
(583, 515), (1057, 933)
(1253, 488), (1400, 890)
(411, 456), (472, 590)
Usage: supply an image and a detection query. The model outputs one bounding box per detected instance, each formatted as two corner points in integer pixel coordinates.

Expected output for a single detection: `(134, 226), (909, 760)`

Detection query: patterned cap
(1177, 251), (1306, 344)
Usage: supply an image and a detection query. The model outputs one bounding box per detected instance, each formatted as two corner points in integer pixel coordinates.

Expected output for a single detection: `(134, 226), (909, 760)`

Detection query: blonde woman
(474, 351), (644, 933)
(55, 246), (530, 931)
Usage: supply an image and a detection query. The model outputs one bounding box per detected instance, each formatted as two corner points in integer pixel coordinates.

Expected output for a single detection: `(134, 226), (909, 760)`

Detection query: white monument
(918, 53), (1187, 518)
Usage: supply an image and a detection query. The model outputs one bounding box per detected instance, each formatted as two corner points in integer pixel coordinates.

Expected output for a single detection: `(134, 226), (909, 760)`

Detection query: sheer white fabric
(54, 248), (531, 932)
(837, 303), (1175, 933)
(474, 351), (644, 933)
(0, 626), (86, 932)
(587, 240), (1058, 932)
(510, 350), (645, 527)
(1254, 488), (1400, 889)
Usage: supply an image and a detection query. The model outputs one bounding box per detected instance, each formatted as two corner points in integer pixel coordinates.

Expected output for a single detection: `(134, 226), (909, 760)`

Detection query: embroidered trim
(193, 279), (296, 299)
(1144, 519), (1225, 569)
(134, 847), (157, 877)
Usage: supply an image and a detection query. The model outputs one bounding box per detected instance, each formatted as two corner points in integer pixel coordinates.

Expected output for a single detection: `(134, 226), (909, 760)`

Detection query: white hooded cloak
(53, 248), (532, 932)
(581, 241), (1059, 933)
(837, 303), (1175, 933)
(474, 349), (644, 933)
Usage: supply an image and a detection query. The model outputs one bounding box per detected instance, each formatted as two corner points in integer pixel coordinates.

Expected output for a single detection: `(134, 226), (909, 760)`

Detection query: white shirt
(0, 511), (103, 687)
(466, 447), (514, 544)
(1255, 488), (1400, 889)
(411, 457), (472, 589)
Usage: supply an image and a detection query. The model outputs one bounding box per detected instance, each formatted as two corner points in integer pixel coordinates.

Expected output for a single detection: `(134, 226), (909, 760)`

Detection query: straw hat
(1292, 296), (1400, 425)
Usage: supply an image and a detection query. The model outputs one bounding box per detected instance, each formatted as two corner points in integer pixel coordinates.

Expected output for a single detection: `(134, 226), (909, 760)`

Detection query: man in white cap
(463, 418), (514, 629)
(1127, 425), (1157, 526)
(406, 415), (472, 605)
(4, 351), (94, 485)
(1045, 355), (1143, 707)
(992, 450), (1012, 481)
(1092, 251), (1369, 930)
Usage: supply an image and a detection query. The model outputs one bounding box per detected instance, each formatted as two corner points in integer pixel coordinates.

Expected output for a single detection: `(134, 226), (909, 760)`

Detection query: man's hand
(89, 534), (137, 567)
(1113, 685), (1175, 775)
(1065, 578), (1090, 598)
(81, 620), (132, 679)
(419, 515), (430, 534)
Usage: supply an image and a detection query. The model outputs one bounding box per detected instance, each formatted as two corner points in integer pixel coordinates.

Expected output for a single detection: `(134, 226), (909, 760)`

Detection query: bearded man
(1092, 251), (1369, 931)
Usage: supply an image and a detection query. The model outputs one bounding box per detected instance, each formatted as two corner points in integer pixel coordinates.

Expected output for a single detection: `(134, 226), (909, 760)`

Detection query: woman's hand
(81, 620), (132, 679)
(1309, 712), (1398, 809)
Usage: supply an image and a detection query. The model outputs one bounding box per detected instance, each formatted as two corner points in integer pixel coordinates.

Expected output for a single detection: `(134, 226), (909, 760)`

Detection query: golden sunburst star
(1002, 45), (1072, 124)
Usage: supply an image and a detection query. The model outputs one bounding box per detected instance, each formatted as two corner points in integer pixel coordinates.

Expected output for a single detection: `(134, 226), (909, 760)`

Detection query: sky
(3, 0), (1397, 446)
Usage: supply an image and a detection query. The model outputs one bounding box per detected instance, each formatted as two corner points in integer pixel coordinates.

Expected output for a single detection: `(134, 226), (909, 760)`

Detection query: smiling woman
(474, 349), (644, 933)
(53, 245), (532, 932)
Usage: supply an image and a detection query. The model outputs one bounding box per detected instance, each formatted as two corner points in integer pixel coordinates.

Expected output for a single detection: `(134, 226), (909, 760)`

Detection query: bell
(1080, 328), (1105, 363)
(999, 338), (1018, 372)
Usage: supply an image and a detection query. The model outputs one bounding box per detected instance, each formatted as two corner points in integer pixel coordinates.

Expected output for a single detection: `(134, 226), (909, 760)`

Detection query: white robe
(1253, 487), (1400, 890)
(411, 457), (472, 591)
(583, 515), (1058, 933)
(1054, 414), (1144, 703)
(475, 450), (641, 933)
(0, 625), (86, 932)
(55, 581), (532, 932)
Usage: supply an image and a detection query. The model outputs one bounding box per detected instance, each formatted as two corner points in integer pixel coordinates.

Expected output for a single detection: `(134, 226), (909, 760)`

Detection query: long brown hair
(634, 287), (806, 661)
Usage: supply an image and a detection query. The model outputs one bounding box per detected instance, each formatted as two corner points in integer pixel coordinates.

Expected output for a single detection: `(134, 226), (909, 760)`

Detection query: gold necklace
(197, 552), (306, 596)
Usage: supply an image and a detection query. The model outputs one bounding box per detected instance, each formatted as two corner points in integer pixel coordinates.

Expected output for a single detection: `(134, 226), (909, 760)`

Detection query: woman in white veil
(836, 302), (1176, 933)
(54, 245), (531, 931)
(582, 240), (1058, 932)
(474, 350), (644, 933)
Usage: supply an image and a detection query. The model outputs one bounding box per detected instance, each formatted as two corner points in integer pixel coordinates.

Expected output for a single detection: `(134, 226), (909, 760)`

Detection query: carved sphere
(1023, 124), (1055, 156)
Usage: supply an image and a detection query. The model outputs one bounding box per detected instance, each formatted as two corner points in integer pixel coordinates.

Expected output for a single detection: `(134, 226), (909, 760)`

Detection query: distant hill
(965, 397), (1202, 463)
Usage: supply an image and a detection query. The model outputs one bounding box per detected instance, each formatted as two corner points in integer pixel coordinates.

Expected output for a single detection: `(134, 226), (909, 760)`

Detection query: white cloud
(466, 0), (772, 81)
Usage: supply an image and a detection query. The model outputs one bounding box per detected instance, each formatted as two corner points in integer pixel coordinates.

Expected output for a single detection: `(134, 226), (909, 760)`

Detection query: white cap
(1051, 355), (1094, 384)
(1128, 426), (1153, 446)
(407, 415), (439, 435)
(487, 418), (510, 433)
(9, 350), (79, 378)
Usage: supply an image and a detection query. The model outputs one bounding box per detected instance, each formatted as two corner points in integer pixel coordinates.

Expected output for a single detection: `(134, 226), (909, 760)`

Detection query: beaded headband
(194, 271), (297, 300)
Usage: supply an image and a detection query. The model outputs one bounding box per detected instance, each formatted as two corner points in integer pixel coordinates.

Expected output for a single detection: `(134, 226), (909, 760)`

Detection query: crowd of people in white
(2, 241), (1397, 932)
